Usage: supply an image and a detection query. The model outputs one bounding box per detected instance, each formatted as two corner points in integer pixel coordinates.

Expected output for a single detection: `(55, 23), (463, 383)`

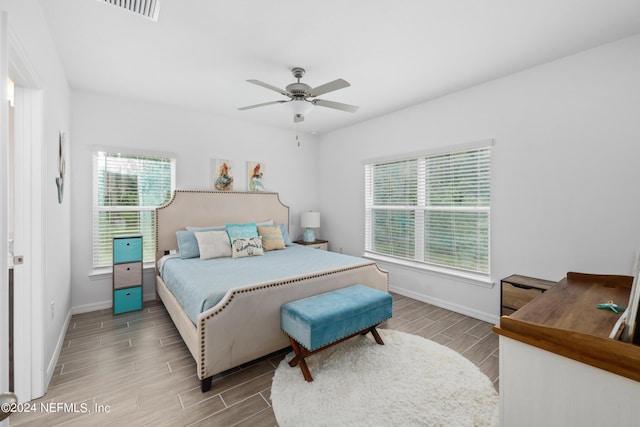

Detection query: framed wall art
(213, 159), (234, 191)
(56, 131), (66, 203)
(247, 161), (265, 192)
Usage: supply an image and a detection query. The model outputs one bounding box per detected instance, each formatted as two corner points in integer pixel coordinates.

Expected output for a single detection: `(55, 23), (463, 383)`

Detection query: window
(364, 143), (491, 276)
(92, 151), (175, 268)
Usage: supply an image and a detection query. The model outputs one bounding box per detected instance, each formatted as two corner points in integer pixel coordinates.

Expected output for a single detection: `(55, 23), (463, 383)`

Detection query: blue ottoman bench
(280, 284), (393, 381)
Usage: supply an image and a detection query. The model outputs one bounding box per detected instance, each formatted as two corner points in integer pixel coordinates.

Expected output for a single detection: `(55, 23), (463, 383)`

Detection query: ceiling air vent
(97, 0), (161, 21)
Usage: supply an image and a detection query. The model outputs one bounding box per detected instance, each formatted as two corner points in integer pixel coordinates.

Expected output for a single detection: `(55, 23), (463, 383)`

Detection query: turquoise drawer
(113, 286), (142, 315)
(113, 237), (142, 263)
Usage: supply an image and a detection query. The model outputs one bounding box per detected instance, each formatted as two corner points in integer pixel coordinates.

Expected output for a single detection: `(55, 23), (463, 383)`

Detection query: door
(6, 79), (13, 394)
(8, 76), (45, 407)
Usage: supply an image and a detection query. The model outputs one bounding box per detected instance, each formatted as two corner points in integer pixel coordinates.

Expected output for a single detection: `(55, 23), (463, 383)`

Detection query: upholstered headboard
(155, 190), (290, 261)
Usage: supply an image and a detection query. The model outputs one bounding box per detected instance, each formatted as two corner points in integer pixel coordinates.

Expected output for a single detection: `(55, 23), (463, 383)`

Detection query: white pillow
(194, 230), (232, 259)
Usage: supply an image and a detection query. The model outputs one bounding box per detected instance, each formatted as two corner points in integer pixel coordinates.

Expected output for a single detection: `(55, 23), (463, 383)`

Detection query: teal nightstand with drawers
(113, 235), (143, 315)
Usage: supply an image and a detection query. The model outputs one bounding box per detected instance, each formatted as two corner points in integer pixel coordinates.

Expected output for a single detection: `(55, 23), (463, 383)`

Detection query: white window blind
(365, 145), (491, 275)
(92, 151), (175, 268)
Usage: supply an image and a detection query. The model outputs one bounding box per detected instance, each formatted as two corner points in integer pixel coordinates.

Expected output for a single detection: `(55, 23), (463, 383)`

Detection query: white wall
(0, 0), (72, 392)
(70, 90), (320, 310)
(318, 35), (640, 323)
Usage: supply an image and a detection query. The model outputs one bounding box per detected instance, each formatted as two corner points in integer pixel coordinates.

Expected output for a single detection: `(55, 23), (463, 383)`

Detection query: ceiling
(39, 0), (640, 135)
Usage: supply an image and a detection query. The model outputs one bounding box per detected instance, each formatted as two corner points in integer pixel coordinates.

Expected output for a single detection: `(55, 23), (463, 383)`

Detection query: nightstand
(500, 274), (555, 316)
(294, 239), (328, 251)
(113, 235), (143, 315)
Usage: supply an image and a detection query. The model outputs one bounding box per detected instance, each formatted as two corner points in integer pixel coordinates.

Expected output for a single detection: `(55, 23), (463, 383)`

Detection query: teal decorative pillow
(176, 230), (200, 259)
(225, 222), (258, 241)
(231, 236), (264, 258)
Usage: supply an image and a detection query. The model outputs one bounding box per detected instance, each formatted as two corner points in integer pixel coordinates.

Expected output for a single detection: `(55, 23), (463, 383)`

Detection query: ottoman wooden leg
(369, 326), (385, 345)
(288, 337), (314, 382)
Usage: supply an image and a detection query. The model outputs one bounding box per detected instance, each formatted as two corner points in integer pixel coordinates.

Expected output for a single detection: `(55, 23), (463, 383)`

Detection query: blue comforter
(159, 244), (373, 324)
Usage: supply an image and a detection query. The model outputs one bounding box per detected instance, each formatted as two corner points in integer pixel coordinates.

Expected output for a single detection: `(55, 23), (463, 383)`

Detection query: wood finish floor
(10, 293), (499, 426)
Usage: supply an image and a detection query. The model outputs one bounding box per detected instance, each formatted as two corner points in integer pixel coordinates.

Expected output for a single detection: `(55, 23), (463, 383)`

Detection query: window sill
(89, 262), (156, 280)
(363, 252), (494, 288)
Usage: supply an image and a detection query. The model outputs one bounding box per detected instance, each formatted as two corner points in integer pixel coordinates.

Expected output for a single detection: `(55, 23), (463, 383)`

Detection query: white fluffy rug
(271, 329), (499, 427)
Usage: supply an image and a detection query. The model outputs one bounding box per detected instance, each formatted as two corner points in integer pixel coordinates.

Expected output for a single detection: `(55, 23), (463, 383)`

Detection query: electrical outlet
(51, 301), (55, 319)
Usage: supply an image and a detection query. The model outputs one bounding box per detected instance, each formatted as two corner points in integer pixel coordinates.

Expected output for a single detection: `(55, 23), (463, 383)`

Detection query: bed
(155, 190), (389, 392)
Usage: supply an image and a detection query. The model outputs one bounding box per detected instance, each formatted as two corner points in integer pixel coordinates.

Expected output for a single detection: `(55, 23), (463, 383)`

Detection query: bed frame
(155, 190), (389, 392)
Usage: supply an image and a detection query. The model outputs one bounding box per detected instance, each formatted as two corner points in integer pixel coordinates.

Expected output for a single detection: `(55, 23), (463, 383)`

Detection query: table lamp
(301, 211), (320, 243)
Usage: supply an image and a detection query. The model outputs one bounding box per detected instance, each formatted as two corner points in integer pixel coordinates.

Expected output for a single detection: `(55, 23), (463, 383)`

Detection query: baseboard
(72, 300), (111, 315)
(72, 293), (158, 315)
(389, 285), (500, 325)
(45, 308), (72, 389)
(144, 292), (157, 302)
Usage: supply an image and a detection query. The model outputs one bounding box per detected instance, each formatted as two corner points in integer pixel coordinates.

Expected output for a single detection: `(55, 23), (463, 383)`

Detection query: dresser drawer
(113, 262), (142, 289)
(307, 242), (328, 250)
(113, 237), (143, 263)
(113, 287), (142, 315)
(502, 282), (545, 311)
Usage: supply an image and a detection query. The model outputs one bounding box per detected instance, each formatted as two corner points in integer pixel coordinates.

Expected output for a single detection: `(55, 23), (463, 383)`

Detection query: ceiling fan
(238, 67), (359, 123)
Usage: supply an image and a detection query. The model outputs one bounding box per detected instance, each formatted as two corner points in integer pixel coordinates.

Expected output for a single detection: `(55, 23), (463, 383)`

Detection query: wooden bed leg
(201, 377), (213, 393)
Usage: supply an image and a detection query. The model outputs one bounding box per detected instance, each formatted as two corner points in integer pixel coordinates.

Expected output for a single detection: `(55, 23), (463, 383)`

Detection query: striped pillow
(258, 226), (286, 251)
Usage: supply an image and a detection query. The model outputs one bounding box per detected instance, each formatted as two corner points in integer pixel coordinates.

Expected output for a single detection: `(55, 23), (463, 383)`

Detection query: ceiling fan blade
(238, 100), (288, 110)
(308, 79), (350, 97)
(293, 114), (305, 123)
(246, 79), (291, 96)
(313, 99), (359, 113)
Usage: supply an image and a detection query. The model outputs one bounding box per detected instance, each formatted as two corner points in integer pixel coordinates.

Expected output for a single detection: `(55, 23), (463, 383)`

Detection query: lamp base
(303, 228), (316, 243)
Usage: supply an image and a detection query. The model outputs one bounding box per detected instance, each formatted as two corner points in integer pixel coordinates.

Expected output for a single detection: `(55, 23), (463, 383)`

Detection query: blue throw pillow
(278, 224), (293, 246)
(176, 230), (200, 259)
(225, 222), (259, 242)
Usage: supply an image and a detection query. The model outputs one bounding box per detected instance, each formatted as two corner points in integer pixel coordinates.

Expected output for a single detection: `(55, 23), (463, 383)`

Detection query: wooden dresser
(494, 272), (640, 426)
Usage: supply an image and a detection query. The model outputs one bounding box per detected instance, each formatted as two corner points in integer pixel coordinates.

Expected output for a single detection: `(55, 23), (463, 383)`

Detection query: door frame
(4, 19), (45, 403)
(1, 12), (10, 425)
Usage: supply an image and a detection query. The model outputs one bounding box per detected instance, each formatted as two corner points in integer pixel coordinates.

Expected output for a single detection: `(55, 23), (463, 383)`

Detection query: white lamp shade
(301, 211), (320, 228)
(285, 100), (313, 116)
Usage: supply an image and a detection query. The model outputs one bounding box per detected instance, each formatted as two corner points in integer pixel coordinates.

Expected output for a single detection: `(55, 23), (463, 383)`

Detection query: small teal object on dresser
(113, 235), (143, 315)
(281, 284), (393, 381)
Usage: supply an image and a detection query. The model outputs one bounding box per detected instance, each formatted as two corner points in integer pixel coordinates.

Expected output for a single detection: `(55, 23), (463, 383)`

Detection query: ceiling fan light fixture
(285, 99), (313, 116)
